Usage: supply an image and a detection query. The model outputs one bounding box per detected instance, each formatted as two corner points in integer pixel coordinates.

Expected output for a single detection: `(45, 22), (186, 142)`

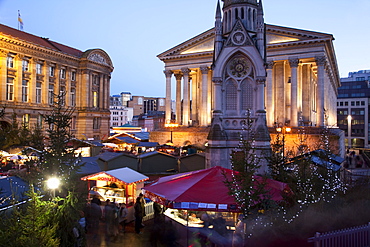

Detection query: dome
(222, 0), (258, 7)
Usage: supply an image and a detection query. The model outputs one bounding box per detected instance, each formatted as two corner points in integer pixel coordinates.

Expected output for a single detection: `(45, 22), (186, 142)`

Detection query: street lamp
(47, 177), (60, 198)
(164, 123), (179, 144)
(276, 124), (291, 157)
(347, 115), (352, 149)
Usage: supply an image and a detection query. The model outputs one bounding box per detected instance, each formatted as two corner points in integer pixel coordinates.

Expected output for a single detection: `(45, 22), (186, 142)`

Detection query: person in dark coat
(134, 197), (145, 234)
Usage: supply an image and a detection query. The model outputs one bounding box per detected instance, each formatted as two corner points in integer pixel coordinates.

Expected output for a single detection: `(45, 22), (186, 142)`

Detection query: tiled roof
(0, 24), (83, 57)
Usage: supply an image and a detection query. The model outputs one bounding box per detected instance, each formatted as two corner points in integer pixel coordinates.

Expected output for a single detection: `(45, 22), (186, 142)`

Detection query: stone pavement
(85, 218), (180, 247)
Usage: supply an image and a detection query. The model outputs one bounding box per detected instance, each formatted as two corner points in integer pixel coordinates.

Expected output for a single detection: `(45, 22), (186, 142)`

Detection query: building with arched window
(156, 0), (341, 170)
(0, 24), (113, 140)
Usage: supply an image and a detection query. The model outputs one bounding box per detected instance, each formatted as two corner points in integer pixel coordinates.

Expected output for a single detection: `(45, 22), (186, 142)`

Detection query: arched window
(235, 8), (238, 19)
(241, 7), (245, 19)
(248, 8), (252, 29)
(228, 10), (232, 31)
(241, 80), (253, 110)
(226, 81), (237, 110)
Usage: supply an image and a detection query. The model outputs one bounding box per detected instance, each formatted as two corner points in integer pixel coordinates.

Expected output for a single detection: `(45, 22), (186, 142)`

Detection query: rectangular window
(49, 66), (55, 77)
(93, 117), (100, 129)
(36, 63), (42, 74)
(72, 116), (76, 130)
(70, 88), (76, 106)
(22, 80), (28, 102)
(22, 114), (30, 128)
(37, 115), (43, 128)
(36, 82), (42, 104)
(351, 102), (355, 106)
(345, 102), (348, 106)
(60, 86), (66, 106)
(6, 77), (14, 101)
(93, 91), (99, 108)
(6, 56), (14, 68)
(60, 68), (66, 79)
(48, 84), (54, 105)
(22, 60), (29, 72)
(71, 71), (76, 81)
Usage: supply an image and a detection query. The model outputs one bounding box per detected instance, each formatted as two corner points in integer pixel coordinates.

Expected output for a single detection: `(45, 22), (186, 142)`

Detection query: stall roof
(138, 142), (159, 147)
(81, 167), (149, 185)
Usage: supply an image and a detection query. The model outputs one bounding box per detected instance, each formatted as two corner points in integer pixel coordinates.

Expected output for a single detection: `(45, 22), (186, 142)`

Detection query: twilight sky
(0, 0), (369, 97)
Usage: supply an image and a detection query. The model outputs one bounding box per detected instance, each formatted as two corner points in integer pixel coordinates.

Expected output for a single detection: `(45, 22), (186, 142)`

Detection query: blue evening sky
(0, 0), (369, 97)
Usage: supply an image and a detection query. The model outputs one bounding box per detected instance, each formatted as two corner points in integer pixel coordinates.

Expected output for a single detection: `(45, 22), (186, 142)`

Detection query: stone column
(289, 58), (300, 127)
(200, 66), (209, 126)
(213, 77), (223, 111)
(256, 76), (266, 112)
(301, 64), (311, 125)
(174, 73), (182, 124)
(164, 70), (173, 123)
(99, 73), (104, 109)
(0, 50), (7, 100)
(266, 60), (274, 126)
(315, 56), (326, 127)
(182, 68), (190, 126)
(274, 61), (286, 123)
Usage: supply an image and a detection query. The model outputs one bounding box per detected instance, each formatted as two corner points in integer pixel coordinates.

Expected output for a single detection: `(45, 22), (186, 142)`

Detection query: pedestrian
(86, 199), (102, 239)
(134, 197), (145, 234)
(119, 203), (128, 233)
(153, 201), (163, 220)
(104, 200), (119, 242)
(232, 214), (246, 247)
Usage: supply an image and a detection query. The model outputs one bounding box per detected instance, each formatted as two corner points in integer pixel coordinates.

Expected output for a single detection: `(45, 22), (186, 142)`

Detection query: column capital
(256, 76), (266, 85)
(200, 66), (210, 74)
(315, 56), (327, 66)
(181, 68), (190, 76)
(266, 60), (275, 70)
(174, 73), (183, 80)
(0, 49), (7, 58)
(163, 70), (173, 78)
(212, 77), (223, 85)
(288, 57), (300, 68)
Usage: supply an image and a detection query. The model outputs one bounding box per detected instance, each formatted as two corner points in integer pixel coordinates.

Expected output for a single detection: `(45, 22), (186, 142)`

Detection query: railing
(143, 201), (154, 221)
(308, 222), (370, 247)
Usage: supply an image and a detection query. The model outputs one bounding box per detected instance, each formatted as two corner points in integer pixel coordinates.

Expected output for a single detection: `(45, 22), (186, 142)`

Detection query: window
(37, 115), (43, 128)
(6, 77), (14, 101)
(49, 66), (55, 77)
(71, 116), (76, 130)
(22, 114), (30, 128)
(93, 117), (100, 129)
(22, 80), (28, 102)
(70, 88), (76, 106)
(159, 99), (165, 107)
(60, 68), (66, 79)
(22, 60), (29, 72)
(351, 102), (355, 106)
(36, 63), (42, 74)
(93, 91), (99, 108)
(6, 56), (14, 68)
(338, 94), (349, 98)
(59, 86), (65, 105)
(361, 101), (365, 106)
(356, 77), (365, 81)
(36, 82), (42, 104)
(48, 84), (54, 105)
(138, 97), (143, 105)
(345, 102), (348, 106)
(226, 82), (237, 110)
(71, 71), (76, 81)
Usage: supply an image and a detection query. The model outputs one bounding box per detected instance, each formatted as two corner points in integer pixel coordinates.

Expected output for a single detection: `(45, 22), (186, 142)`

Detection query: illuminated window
(22, 114), (29, 128)
(22, 79), (28, 102)
(93, 91), (99, 108)
(71, 116), (76, 130)
(6, 77), (14, 101)
(59, 86), (65, 105)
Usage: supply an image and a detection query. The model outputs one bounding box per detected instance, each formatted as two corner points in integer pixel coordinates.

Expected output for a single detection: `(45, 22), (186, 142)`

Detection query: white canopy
(81, 167), (149, 185)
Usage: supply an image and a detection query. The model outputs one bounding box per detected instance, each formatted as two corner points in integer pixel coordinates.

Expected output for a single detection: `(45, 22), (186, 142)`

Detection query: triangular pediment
(224, 19), (255, 47)
(157, 28), (215, 61)
(266, 24), (334, 45)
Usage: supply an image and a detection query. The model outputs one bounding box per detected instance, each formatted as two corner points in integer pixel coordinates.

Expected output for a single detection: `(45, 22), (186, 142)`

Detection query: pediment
(224, 19), (255, 48)
(157, 28), (215, 61)
(266, 24), (334, 45)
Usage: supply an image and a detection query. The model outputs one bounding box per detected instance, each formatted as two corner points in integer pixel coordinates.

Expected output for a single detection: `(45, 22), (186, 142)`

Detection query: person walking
(134, 197), (145, 234)
(119, 203), (128, 233)
(104, 200), (119, 242)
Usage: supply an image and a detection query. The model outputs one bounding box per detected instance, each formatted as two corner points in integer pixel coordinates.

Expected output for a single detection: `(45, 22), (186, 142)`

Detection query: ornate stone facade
(0, 24), (113, 140)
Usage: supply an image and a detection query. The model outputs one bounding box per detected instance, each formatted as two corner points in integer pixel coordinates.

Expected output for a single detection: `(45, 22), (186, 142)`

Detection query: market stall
(143, 166), (291, 246)
(81, 167), (149, 206)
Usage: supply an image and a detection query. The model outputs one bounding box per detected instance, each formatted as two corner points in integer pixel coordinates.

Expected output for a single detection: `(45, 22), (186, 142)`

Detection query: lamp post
(47, 177), (60, 198)
(347, 115), (352, 149)
(276, 124), (291, 158)
(164, 123), (179, 144)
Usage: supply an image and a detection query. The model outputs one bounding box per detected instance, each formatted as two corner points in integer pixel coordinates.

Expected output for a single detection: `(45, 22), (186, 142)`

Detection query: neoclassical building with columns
(0, 24), (113, 140)
(156, 0), (341, 170)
